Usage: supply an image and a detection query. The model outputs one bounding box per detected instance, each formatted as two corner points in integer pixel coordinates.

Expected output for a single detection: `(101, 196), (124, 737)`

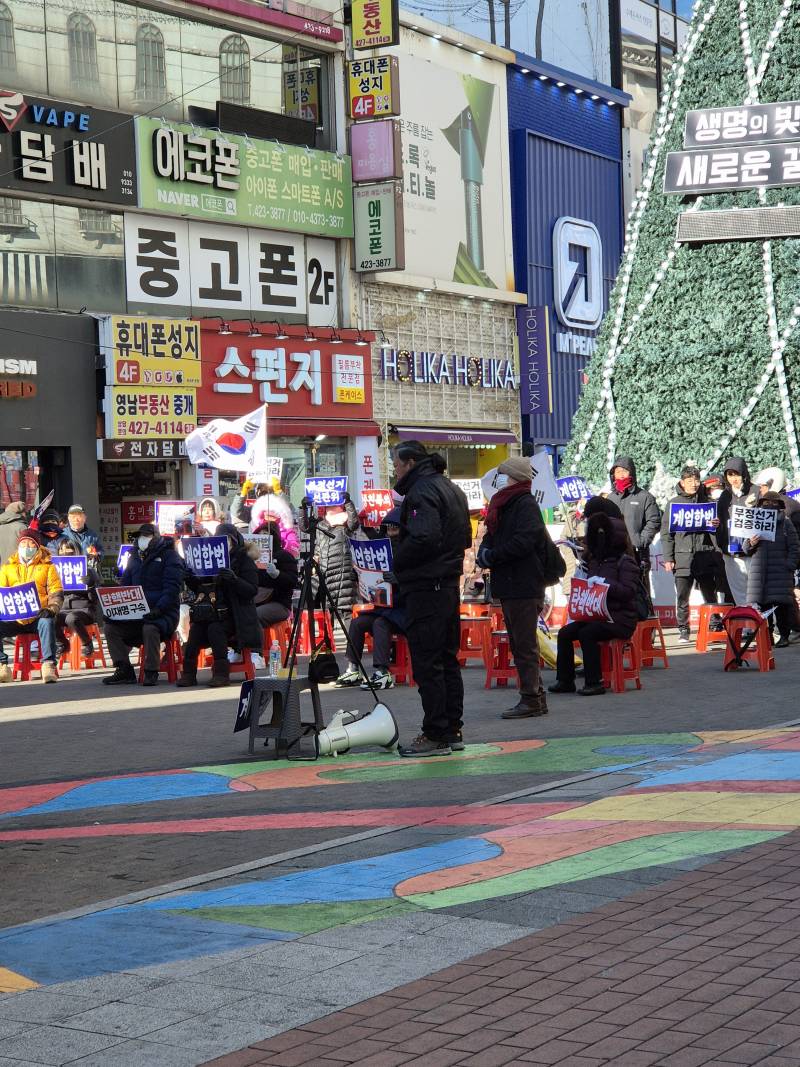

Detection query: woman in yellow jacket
(0, 528), (63, 683)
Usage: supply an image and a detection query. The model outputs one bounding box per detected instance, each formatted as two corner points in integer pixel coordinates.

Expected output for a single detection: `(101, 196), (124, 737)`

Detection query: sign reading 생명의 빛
(305, 476), (347, 506)
(668, 502), (717, 533)
(568, 577), (612, 623)
(97, 585), (149, 621)
(0, 582), (41, 622)
(729, 504), (778, 542)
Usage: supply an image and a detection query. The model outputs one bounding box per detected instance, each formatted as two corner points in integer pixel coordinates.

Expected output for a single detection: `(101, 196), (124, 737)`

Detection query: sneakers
(0, 664), (10, 683)
(102, 663), (137, 686)
(335, 668), (361, 687)
(398, 733), (452, 758)
(361, 669), (394, 690)
(678, 628), (691, 644)
(176, 672), (197, 687)
(41, 661), (58, 684)
(775, 636), (791, 648)
(142, 670), (159, 687)
(448, 732), (465, 751)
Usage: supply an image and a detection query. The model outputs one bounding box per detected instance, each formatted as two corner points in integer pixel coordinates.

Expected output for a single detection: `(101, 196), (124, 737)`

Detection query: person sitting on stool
(55, 540), (98, 658)
(251, 520), (298, 628)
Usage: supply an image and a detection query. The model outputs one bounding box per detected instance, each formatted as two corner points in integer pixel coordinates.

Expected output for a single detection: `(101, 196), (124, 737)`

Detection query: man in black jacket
(607, 456), (661, 575)
(391, 442), (472, 757)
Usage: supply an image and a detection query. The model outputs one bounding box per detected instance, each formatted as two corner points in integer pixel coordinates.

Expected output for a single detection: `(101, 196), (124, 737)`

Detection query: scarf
(486, 479), (530, 533)
(614, 475), (633, 494)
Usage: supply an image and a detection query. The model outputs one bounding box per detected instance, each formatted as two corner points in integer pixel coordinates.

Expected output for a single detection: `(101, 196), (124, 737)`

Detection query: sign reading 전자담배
(135, 117), (353, 239)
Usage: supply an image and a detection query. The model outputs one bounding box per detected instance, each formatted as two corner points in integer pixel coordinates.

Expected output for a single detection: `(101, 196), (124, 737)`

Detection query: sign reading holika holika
(51, 556), (88, 591)
(305, 476), (347, 506)
(668, 502), (717, 533)
(97, 585), (150, 621)
(0, 581), (41, 622)
(568, 577), (612, 623)
(729, 504), (778, 542)
(181, 536), (230, 577)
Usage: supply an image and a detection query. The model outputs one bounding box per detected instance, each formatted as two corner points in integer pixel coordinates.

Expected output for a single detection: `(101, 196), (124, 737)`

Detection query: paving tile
(71, 1038), (208, 1066)
(0, 1024), (121, 1065)
(59, 1002), (191, 1038)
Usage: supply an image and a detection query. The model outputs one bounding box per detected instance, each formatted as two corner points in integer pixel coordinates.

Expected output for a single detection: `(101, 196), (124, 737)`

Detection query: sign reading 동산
(100, 317), (201, 388)
(730, 504), (778, 543)
(347, 57), (401, 119)
(135, 117), (353, 239)
(97, 585), (149, 621)
(353, 182), (404, 272)
(351, 0), (399, 50)
(104, 388), (197, 440)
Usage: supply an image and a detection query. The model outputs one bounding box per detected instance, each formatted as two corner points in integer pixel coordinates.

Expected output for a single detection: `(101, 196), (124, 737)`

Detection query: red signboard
(197, 329), (374, 424)
(121, 500), (156, 527)
(568, 577), (612, 623)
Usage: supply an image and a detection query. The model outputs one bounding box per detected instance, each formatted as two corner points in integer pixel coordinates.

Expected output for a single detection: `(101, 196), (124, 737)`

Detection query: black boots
(102, 662), (137, 686)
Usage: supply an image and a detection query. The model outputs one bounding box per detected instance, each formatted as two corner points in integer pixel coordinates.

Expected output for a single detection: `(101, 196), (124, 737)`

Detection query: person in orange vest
(0, 528), (63, 683)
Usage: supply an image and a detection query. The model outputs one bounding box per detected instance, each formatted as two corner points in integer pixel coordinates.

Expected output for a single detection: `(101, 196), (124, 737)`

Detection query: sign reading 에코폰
(668, 502), (717, 533)
(730, 504), (778, 542)
(100, 317), (201, 388)
(135, 117), (353, 239)
(305, 476), (347, 506)
(351, 0), (399, 50)
(0, 581), (41, 621)
(353, 182), (404, 272)
(97, 585), (149, 621)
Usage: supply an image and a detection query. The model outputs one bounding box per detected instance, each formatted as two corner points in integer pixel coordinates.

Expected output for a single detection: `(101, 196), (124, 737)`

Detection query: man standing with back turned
(391, 441), (472, 757)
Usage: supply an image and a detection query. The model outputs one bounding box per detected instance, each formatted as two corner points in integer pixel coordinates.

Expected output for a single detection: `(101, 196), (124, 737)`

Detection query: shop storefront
(0, 309), (99, 517)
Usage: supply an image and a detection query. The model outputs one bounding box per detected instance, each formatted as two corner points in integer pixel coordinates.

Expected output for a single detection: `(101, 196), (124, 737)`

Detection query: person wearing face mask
(606, 456), (661, 578)
(176, 523), (262, 687)
(54, 540), (99, 657)
(715, 457), (754, 606)
(102, 523), (184, 687)
(308, 494), (361, 620)
(250, 521), (298, 629)
(0, 528), (63, 683)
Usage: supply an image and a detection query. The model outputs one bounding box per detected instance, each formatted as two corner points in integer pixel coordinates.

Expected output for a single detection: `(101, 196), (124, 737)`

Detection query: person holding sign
(716, 457), (756, 605)
(54, 541), (98, 658)
(549, 513), (641, 697)
(743, 492), (800, 647)
(251, 521), (298, 629)
(661, 464), (723, 643)
(0, 529), (63, 684)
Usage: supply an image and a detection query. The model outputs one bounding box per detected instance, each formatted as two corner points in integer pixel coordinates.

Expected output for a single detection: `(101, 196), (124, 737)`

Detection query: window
(0, 3), (16, 72)
(135, 23), (167, 102)
(0, 197), (22, 227)
(68, 13), (99, 85)
(219, 34), (250, 105)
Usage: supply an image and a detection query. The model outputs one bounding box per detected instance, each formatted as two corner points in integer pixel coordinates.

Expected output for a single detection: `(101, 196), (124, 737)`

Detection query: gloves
(476, 546), (493, 569)
(142, 610), (161, 622)
(38, 608), (55, 620)
(265, 562), (279, 579)
(343, 492), (352, 505)
(217, 567), (235, 583)
(241, 479), (254, 497)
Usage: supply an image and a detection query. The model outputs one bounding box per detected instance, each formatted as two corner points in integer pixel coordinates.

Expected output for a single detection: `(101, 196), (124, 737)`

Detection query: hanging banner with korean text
(453, 479), (485, 512)
(155, 500), (196, 535)
(567, 577), (612, 623)
(52, 556), (88, 591)
(104, 388), (197, 440)
(185, 405), (268, 474)
(353, 181), (404, 272)
(100, 317), (201, 387)
(134, 118), (353, 239)
(668, 502), (717, 533)
(348, 536), (394, 603)
(730, 505), (778, 543)
(557, 475), (591, 502)
(181, 536), (230, 577)
(306, 476), (347, 506)
(360, 488), (394, 526)
(97, 585), (149, 621)
(0, 582), (41, 621)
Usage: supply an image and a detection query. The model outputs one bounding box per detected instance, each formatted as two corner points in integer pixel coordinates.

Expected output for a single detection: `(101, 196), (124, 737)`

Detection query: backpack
(540, 528), (567, 585)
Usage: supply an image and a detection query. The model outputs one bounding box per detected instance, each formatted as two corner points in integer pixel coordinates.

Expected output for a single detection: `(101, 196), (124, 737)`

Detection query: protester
(391, 441), (472, 756)
(197, 497), (223, 534)
(311, 494), (360, 620)
(743, 492), (800, 647)
(252, 520), (298, 628)
(59, 505), (103, 561)
(478, 457), (558, 719)
(0, 529), (63, 683)
(753, 467), (800, 539)
(54, 541), (98, 657)
(102, 523), (184, 687)
(251, 495), (300, 558)
(231, 479), (268, 531)
(607, 456), (661, 575)
(661, 463), (723, 643)
(177, 523), (261, 687)
(0, 501), (26, 565)
(336, 508), (406, 691)
(549, 511), (640, 697)
(37, 509), (65, 550)
(716, 457), (754, 605)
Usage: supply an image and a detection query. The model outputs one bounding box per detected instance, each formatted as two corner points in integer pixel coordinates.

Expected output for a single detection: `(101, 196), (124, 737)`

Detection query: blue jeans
(0, 617), (57, 663)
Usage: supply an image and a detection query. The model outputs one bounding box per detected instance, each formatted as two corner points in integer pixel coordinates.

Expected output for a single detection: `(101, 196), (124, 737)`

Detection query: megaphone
(317, 703), (399, 757)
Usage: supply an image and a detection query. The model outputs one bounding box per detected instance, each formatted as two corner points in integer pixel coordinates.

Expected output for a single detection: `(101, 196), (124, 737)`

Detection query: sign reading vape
(353, 182), (404, 271)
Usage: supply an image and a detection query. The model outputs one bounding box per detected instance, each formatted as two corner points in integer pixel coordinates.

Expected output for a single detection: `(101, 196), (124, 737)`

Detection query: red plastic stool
(635, 617), (669, 669)
(59, 624), (108, 672)
(12, 633), (44, 681)
(138, 635), (183, 682)
(485, 630), (517, 689)
(457, 615), (491, 667)
(295, 610), (336, 655)
(349, 604), (373, 652)
(695, 603), (732, 653)
(723, 611), (775, 672)
(460, 601), (489, 618)
(262, 619), (291, 659)
(600, 639), (641, 693)
(489, 605), (505, 631)
(389, 634), (415, 685)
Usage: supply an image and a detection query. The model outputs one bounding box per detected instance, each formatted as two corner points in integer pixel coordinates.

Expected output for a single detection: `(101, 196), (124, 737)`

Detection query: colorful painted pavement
(2, 727), (800, 993)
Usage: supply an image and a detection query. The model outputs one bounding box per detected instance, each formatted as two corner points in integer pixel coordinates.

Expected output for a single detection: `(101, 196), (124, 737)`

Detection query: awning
(392, 425), (518, 446)
(266, 418), (381, 439)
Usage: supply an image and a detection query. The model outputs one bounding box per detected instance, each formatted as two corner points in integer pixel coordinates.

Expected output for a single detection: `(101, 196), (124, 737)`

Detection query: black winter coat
(60, 567), (99, 615)
(393, 460), (472, 592)
(661, 485), (721, 579)
(121, 536), (184, 637)
(607, 456), (661, 562)
(716, 456), (753, 555)
(744, 513), (800, 605)
(315, 499), (359, 615)
(0, 505), (25, 566)
(255, 547), (298, 612)
(479, 490), (547, 600)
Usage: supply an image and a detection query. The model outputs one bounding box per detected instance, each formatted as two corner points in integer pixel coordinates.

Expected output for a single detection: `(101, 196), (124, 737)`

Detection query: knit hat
(498, 456), (532, 483)
(17, 527), (43, 546)
(760, 491), (786, 510)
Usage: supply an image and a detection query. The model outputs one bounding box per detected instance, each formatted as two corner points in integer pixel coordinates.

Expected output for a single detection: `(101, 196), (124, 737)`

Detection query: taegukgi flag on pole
(185, 405), (267, 473)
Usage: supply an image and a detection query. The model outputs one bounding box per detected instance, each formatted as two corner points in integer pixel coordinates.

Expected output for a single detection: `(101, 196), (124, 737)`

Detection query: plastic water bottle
(269, 639), (280, 678)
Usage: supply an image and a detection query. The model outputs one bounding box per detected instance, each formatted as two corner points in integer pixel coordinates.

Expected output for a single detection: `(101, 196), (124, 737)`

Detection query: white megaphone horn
(317, 703), (399, 757)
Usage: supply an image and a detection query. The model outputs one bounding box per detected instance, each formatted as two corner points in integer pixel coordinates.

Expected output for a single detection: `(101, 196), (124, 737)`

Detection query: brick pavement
(205, 828), (800, 1067)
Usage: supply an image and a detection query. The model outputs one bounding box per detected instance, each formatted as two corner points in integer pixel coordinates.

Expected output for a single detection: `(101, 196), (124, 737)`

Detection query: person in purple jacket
(549, 511), (642, 697)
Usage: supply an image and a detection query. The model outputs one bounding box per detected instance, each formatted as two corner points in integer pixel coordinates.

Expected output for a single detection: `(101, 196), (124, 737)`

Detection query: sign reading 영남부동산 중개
(729, 504), (778, 542)
(104, 388), (196, 440)
(135, 118), (353, 240)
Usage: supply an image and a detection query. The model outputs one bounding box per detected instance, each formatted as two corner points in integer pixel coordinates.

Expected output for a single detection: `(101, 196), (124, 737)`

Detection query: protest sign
(568, 577), (612, 622)
(249, 534), (273, 569)
(117, 544), (133, 574)
(349, 536), (393, 602)
(730, 504), (777, 542)
(97, 585), (149, 621)
(305, 476), (348, 506)
(0, 582), (41, 622)
(557, 475), (591, 502)
(530, 455), (562, 509)
(668, 502), (717, 533)
(181, 536), (229, 577)
(249, 457), (284, 483)
(787, 487), (800, 500)
(360, 489), (394, 527)
(155, 500), (196, 535)
(51, 556), (87, 591)
(453, 479), (485, 512)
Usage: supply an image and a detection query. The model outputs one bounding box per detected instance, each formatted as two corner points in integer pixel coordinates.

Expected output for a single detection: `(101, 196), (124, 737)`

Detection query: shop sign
(121, 500), (156, 527)
(103, 440), (187, 460)
(282, 68), (320, 123)
(104, 388), (197, 440)
(620, 0), (657, 41)
(347, 57), (400, 119)
(353, 182), (404, 272)
(98, 503), (122, 550)
(198, 331), (374, 421)
(0, 89), (137, 207)
(685, 102), (800, 149)
(664, 143), (800, 195)
(123, 215), (338, 327)
(516, 306), (553, 416)
(381, 348), (517, 390)
(135, 117), (353, 239)
(0, 380), (36, 397)
(351, 121), (403, 182)
(351, 0), (399, 50)
(100, 316), (201, 388)
(354, 435), (380, 506)
(0, 358), (37, 374)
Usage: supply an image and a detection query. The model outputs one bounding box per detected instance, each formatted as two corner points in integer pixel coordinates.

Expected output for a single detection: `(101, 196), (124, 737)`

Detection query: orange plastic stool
(389, 634), (415, 685)
(489, 605), (505, 631)
(295, 610), (336, 655)
(485, 630), (517, 689)
(138, 634), (183, 682)
(461, 601), (489, 618)
(723, 616), (775, 672)
(228, 648), (257, 681)
(635, 617), (669, 669)
(457, 615), (491, 667)
(695, 604), (732, 653)
(60, 624), (108, 672)
(262, 619), (291, 659)
(600, 639), (641, 693)
(12, 633), (45, 681)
